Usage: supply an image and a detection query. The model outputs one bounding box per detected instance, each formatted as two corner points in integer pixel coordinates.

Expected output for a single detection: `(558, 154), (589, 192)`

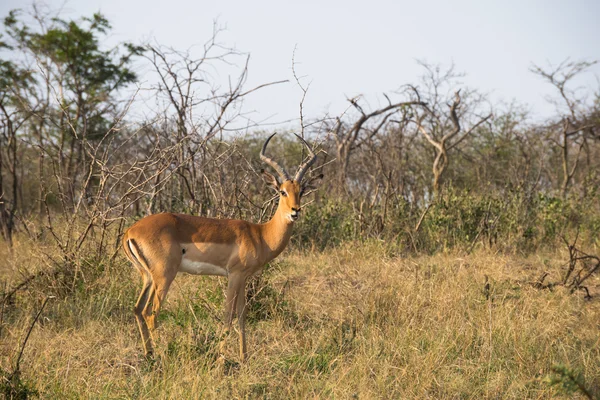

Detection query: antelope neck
(260, 202), (294, 257)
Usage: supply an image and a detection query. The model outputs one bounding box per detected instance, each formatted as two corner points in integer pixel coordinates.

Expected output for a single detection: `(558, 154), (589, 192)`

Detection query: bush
(292, 186), (600, 253)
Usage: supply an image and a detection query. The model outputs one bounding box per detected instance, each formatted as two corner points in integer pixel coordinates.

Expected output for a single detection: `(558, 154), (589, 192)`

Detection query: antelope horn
(260, 132), (290, 181)
(293, 133), (317, 183)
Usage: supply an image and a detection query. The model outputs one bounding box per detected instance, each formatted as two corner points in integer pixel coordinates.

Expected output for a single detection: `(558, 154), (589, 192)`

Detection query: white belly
(179, 259), (228, 276)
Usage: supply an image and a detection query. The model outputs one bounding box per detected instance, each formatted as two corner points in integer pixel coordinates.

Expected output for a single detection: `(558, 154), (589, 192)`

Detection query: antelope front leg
(236, 280), (248, 362)
(220, 275), (241, 356)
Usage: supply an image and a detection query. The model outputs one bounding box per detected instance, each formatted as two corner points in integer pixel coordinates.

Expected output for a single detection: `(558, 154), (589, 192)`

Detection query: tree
(330, 95), (423, 192)
(0, 55), (35, 245)
(2, 8), (143, 213)
(408, 62), (491, 196)
(142, 26), (286, 216)
(531, 59), (599, 198)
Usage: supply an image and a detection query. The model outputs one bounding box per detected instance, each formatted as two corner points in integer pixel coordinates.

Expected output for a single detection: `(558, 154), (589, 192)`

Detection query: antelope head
(260, 133), (322, 223)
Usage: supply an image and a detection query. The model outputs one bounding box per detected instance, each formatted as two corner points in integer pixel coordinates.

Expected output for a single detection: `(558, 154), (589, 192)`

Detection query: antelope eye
(280, 191), (287, 197)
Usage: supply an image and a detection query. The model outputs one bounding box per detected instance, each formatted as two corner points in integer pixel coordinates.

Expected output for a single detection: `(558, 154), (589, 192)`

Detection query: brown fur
(122, 179), (304, 360)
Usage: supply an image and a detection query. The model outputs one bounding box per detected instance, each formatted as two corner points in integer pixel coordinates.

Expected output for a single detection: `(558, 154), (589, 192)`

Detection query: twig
(414, 203), (432, 233)
(14, 296), (53, 373)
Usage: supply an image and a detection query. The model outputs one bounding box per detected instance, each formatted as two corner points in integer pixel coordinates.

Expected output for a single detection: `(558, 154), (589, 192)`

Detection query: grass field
(1, 242), (599, 399)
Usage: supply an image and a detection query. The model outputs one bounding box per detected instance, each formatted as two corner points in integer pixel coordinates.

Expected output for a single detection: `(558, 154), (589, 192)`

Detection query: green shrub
(292, 186), (600, 253)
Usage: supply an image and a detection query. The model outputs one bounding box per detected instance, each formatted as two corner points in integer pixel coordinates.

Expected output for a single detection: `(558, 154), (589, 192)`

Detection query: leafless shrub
(534, 233), (599, 299)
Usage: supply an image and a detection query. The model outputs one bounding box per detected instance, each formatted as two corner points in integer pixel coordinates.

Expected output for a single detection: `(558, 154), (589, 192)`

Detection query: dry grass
(1, 241), (599, 399)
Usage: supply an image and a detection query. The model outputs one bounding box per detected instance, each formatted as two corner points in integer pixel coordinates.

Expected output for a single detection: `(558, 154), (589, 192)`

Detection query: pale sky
(1, 0), (599, 128)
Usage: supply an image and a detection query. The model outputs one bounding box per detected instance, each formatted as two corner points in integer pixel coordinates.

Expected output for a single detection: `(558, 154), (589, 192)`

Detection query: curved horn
(293, 133), (317, 183)
(260, 132), (290, 181)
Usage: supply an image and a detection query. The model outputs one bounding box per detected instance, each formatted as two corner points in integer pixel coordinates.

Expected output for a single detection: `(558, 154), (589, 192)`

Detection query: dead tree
(412, 90), (491, 195)
(406, 62), (492, 196)
(144, 24), (287, 215)
(331, 95), (424, 192)
(530, 59), (599, 198)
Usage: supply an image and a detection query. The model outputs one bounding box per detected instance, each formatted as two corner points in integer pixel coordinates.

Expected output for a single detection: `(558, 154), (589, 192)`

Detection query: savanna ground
(1, 240), (599, 399)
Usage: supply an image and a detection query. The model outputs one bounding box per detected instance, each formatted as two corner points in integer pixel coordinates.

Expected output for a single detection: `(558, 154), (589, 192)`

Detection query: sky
(1, 0), (599, 128)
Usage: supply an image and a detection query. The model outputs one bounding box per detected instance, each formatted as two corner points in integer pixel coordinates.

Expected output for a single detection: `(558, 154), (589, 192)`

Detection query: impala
(122, 133), (319, 361)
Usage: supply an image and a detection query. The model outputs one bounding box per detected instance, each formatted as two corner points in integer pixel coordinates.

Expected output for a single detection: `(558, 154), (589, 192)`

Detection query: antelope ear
(261, 169), (280, 191)
(300, 173), (324, 197)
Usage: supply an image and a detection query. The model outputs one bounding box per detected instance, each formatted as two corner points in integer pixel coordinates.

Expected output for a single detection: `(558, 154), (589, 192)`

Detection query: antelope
(122, 133), (320, 361)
